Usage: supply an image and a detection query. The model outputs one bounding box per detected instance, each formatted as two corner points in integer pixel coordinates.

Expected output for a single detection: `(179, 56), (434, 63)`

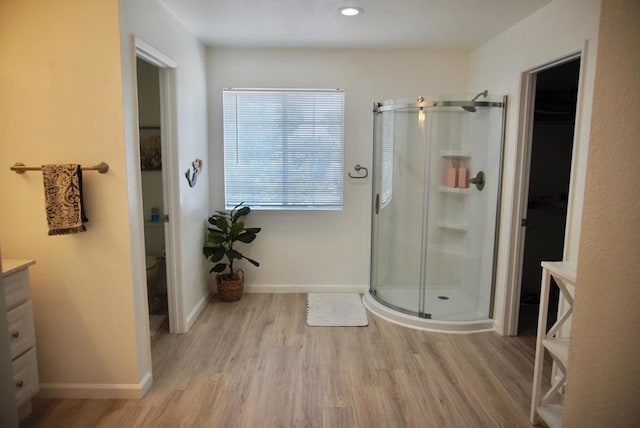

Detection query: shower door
(370, 103), (429, 315)
(421, 102), (504, 321)
(370, 97), (506, 322)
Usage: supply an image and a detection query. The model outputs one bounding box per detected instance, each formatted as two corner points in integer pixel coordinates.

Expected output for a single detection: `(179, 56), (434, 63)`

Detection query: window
(223, 89), (344, 210)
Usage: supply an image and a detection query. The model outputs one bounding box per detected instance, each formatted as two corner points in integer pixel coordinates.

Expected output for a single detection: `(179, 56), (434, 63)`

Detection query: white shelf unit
(437, 185), (469, 195)
(530, 261), (576, 427)
(440, 151), (471, 158)
(427, 244), (470, 259)
(437, 151), (471, 229)
(436, 220), (469, 231)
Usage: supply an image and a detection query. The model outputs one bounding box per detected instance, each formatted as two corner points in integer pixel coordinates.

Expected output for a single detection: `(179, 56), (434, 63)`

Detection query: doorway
(517, 58), (581, 336)
(133, 38), (183, 338)
(136, 58), (169, 337)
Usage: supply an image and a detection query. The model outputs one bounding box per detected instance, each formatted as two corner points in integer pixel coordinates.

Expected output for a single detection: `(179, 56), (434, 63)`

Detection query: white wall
(207, 47), (468, 291)
(565, 0), (640, 424)
(136, 58), (161, 128)
(119, 0), (210, 343)
(468, 0), (602, 334)
(0, 0), (209, 398)
(0, 0), (145, 397)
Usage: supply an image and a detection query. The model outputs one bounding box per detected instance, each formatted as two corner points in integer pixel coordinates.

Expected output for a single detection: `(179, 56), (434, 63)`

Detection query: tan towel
(42, 164), (88, 236)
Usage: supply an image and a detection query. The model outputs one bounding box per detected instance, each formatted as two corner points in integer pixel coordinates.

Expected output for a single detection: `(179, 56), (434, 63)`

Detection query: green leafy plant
(203, 202), (261, 279)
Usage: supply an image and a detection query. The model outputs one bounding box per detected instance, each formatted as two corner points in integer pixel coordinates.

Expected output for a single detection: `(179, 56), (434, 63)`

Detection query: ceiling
(159, 0), (552, 49)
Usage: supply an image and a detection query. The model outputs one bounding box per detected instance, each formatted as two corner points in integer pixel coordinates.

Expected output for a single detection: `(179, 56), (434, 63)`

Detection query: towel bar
(10, 162), (109, 174)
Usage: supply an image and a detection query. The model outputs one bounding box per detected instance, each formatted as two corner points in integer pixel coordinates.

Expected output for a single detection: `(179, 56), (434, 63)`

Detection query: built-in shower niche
(437, 154), (471, 230)
(368, 95), (505, 331)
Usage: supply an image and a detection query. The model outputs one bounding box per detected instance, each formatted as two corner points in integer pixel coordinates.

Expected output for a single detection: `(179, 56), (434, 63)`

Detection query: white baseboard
(38, 371), (153, 399)
(140, 370), (153, 396)
(185, 292), (210, 331)
(243, 284), (369, 294)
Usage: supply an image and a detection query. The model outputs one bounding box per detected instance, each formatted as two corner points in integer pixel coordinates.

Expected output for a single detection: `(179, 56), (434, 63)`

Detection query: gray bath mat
(306, 293), (369, 327)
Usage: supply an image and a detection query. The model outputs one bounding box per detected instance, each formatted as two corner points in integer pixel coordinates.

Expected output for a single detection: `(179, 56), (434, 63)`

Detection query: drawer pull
(16, 380), (24, 388)
(11, 331), (20, 339)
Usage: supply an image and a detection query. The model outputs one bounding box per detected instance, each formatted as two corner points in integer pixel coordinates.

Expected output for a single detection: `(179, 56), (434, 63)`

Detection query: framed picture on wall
(139, 127), (162, 170)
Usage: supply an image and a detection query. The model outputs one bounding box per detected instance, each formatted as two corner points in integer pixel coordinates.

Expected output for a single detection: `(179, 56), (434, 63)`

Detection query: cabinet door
(3, 270), (29, 310)
(12, 347), (39, 405)
(7, 302), (36, 359)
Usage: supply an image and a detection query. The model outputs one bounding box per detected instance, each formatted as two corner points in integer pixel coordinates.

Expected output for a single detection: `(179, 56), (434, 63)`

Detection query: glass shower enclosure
(368, 95), (506, 326)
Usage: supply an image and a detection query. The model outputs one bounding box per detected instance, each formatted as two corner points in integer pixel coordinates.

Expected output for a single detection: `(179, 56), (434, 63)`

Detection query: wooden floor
(24, 294), (548, 427)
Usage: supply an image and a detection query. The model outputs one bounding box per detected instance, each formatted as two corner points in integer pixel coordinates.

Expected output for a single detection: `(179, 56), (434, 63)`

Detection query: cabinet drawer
(4, 269), (30, 310)
(12, 347), (39, 405)
(7, 301), (36, 359)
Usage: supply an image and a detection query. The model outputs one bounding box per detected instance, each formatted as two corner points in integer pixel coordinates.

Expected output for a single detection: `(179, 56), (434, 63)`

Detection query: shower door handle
(469, 171), (485, 191)
(375, 193), (380, 215)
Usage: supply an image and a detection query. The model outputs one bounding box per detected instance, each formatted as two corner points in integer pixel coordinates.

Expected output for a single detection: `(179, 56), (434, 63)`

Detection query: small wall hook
(348, 164), (368, 179)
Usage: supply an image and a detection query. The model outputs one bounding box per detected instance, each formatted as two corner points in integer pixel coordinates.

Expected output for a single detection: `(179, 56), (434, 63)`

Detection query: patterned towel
(42, 164), (88, 236)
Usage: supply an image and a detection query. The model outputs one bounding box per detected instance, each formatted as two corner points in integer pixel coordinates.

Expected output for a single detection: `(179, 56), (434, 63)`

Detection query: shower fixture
(462, 90), (489, 112)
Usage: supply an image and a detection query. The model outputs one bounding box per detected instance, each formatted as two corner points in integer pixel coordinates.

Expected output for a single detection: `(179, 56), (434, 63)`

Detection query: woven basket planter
(216, 270), (244, 302)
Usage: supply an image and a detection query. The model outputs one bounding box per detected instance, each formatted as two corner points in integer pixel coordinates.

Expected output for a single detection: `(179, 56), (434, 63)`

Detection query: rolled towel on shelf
(42, 164), (89, 236)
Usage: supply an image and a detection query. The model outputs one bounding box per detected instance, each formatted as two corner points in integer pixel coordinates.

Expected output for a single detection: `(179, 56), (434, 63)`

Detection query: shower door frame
(369, 96), (508, 322)
(369, 100), (432, 318)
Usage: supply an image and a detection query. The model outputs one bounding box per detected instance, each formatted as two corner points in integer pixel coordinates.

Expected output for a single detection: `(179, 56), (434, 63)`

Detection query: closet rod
(10, 162), (109, 174)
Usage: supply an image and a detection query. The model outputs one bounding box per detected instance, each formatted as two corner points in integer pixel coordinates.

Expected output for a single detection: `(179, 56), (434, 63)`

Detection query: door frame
(133, 36), (184, 333)
(503, 46), (586, 336)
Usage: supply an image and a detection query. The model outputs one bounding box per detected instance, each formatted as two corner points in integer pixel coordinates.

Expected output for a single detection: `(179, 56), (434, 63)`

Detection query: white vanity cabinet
(2, 259), (38, 420)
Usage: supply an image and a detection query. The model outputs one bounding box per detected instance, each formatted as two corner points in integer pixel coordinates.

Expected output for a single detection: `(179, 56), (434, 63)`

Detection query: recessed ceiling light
(339, 7), (363, 16)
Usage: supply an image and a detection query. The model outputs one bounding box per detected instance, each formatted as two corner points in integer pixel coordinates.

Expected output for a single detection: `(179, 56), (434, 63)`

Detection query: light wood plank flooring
(24, 294), (548, 427)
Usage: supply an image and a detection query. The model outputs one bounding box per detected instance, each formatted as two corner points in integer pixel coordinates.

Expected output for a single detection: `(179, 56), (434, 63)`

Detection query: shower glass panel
(370, 96), (505, 322)
(371, 106), (427, 314)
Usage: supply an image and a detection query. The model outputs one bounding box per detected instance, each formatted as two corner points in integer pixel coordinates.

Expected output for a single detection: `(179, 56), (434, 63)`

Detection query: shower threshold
(363, 292), (494, 334)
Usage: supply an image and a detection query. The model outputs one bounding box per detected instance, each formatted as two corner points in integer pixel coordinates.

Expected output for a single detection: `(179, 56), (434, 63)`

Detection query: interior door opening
(136, 57), (170, 338)
(517, 58), (581, 336)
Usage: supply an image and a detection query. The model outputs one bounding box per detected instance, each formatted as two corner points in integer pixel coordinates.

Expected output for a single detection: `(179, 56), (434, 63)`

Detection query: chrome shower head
(471, 90), (489, 102)
(462, 90), (488, 112)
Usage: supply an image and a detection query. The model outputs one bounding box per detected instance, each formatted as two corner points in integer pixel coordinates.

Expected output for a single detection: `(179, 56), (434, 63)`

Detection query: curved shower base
(362, 293), (495, 334)
(363, 293), (494, 334)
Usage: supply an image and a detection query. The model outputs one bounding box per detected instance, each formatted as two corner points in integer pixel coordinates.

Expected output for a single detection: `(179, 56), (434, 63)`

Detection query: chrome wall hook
(348, 164), (368, 179)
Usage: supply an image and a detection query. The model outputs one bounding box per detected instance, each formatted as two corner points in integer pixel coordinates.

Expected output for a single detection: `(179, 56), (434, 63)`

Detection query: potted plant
(203, 202), (261, 302)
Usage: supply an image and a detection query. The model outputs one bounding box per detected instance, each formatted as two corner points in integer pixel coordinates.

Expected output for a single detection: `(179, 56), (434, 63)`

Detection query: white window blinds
(380, 111), (394, 208)
(223, 89), (344, 210)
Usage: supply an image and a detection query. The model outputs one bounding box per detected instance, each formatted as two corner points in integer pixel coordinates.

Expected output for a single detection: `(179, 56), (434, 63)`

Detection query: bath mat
(306, 293), (368, 327)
